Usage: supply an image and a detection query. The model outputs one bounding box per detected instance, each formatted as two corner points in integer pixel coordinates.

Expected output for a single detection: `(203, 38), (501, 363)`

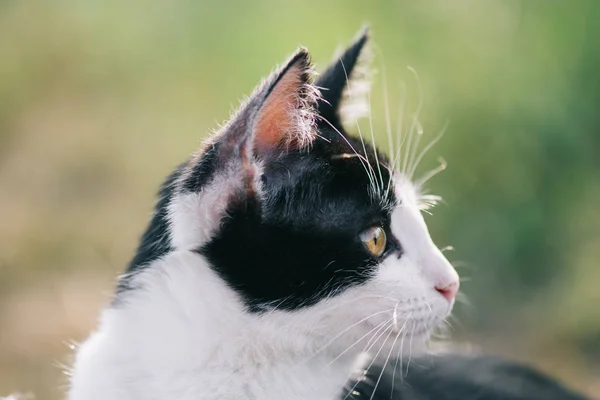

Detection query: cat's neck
(69, 251), (358, 400)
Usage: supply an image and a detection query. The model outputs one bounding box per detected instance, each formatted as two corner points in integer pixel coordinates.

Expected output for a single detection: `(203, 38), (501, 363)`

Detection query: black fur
(182, 142), (221, 193)
(115, 164), (183, 296)
(201, 134), (397, 311)
(345, 355), (590, 400)
(316, 28), (369, 131)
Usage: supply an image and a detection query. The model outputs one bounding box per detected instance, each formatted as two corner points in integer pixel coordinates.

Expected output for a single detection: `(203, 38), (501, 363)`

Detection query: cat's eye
(360, 226), (387, 257)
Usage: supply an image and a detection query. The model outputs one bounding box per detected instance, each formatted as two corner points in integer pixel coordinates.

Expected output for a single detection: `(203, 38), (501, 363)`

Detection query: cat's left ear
(315, 27), (372, 131)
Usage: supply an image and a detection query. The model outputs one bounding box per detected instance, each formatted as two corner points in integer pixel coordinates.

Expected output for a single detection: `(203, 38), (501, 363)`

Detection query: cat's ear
(247, 49), (318, 159)
(172, 54), (318, 248)
(316, 27), (371, 130)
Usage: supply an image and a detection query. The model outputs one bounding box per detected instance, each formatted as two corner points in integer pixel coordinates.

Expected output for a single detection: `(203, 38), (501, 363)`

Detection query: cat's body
(67, 30), (589, 400)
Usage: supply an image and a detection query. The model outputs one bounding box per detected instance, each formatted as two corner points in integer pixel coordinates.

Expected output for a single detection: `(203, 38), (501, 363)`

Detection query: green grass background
(1, 0), (599, 398)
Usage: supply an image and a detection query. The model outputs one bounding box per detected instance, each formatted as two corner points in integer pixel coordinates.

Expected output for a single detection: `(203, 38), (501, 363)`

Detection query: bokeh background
(1, 0), (599, 398)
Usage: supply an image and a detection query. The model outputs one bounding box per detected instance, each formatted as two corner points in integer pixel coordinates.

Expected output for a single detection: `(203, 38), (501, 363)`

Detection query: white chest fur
(68, 252), (357, 400)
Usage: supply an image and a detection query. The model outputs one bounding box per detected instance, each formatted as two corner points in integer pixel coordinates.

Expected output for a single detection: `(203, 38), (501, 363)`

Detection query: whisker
(385, 79), (408, 200)
(441, 318), (455, 332)
(369, 328), (404, 400)
(343, 323), (395, 400)
(402, 67), (423, 176)
(431, 323), (452, 341)
(367, 90), (385, 196)
(407, 120), (424, 180)
(423, 300), (433, 313)
(376, 46), (394, 165)
(386, 79), (410, 193)
(447, 314), (466, 331)
(392, 302), (399, 330)
(298, 295), (400, 339)
(340, 60), (379, 196)
(409, 120), (448, 180)
(319, 116), (377, 191)
(364, 319), (395, 353)
(327, 319), (391, 366)
(391, 312), (412, 395)
(394, 81), (407, 173)
(454, 292), (473, 308)
(404, 320), (417, 377)
(309, 309), (393, 359)
(316, 133), (332, 143)
(449, 260), (477, 271)
(416, 157), (447, 187)
(419, 194), (443, 203)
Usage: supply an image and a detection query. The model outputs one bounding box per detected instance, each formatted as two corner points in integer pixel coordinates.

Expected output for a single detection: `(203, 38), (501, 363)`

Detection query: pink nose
(435, 281), (459, 302)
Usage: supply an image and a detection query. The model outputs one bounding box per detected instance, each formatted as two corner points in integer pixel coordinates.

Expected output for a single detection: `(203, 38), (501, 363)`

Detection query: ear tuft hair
(252, 48), (319, 158)
(316, 27), (373, 130)
(338, 29), (373, 127)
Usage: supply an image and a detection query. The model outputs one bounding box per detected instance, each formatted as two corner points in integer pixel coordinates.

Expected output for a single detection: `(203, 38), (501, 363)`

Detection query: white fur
(168, 169), (243, 250)
(334, 29), (373, 127)
(69, 171), (458, 400)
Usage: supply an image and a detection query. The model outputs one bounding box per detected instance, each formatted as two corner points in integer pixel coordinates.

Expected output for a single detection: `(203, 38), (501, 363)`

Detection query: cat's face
(123, 32), (458, 356)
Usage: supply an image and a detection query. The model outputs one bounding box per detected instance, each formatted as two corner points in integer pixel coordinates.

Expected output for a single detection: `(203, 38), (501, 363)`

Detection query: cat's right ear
(316, 28), (371, 131)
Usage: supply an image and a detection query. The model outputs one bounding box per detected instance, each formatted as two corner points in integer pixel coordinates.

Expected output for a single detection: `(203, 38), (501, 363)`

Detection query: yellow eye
(360, 226), (387, 257)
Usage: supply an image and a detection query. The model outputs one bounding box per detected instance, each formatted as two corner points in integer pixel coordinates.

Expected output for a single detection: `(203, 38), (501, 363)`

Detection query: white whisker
(440, 246), (454, 254)
(367, 90), (385, 196)
(391, 313), (412, 395)
(416, 157), (447, 187)
(378, 51), (394, 164)
(340, 60), (379, 196)
(326, 318), (391, 366)
(394, 81), (407, 173)
(319, 116), (378, 192)
(402, 67), (423, 176)
(409, 120), (448, 180)
(343, 323), (395, 400)
(364, 319), (394, 353)
(404, 320), (416, 377)
(369, 328), (403, 400)
(308, 309), (393, 360)
(407, 120), (424, 179)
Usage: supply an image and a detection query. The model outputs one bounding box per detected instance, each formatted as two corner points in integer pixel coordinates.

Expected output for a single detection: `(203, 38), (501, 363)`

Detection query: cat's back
(347, 354), (589, 400)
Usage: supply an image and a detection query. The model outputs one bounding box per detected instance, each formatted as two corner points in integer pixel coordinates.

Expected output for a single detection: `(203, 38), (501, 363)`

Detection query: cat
(67, 29), (590, 400)
(68, 28), (459, 400)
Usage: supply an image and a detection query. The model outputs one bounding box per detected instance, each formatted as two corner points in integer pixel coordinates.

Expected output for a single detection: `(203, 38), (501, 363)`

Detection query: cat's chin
(322, 315), (439, 367)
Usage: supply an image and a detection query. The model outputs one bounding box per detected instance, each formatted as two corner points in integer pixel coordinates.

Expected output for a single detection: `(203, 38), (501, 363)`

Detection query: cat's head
(121, 30), (458, 356)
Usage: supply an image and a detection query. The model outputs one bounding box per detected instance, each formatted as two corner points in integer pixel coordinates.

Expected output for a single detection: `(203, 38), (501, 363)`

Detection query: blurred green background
(1, 0), (599, 398)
